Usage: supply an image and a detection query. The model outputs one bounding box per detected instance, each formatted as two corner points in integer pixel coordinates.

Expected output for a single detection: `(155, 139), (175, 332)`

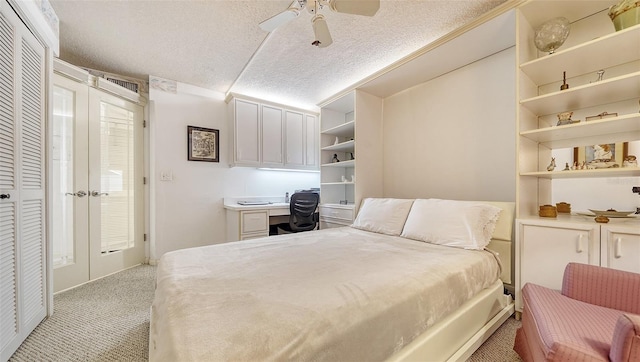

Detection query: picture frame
(573, 142), (628, 167)
(187, 126), (219, 162)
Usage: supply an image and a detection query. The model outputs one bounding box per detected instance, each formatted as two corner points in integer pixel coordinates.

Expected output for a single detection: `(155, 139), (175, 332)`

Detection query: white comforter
(149, 227), (500, 361)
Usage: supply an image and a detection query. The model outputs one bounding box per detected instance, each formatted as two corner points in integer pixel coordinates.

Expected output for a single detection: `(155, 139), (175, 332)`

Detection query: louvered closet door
(0, 2), (47, 361)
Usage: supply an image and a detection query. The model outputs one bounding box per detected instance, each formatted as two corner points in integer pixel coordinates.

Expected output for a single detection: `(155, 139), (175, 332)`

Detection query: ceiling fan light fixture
(311, 14), (333, 48)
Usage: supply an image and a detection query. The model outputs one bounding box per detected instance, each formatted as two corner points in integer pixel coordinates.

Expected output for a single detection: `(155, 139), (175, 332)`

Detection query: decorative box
(585, 112), (618, 122)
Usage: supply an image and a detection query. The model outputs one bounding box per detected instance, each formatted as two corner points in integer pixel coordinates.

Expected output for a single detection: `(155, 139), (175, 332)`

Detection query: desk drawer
(319, 205), (354, 222)
(241, 210), (269, 234)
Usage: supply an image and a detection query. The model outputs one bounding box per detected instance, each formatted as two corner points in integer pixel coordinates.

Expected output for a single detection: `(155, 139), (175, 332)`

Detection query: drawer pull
(576, 234), (584, 253)
(615, 238), (622, 259)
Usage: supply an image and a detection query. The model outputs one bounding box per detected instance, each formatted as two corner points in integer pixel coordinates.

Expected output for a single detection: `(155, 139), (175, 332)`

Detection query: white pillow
(351, 198), (415, 236)
(400, 199), (502, 250)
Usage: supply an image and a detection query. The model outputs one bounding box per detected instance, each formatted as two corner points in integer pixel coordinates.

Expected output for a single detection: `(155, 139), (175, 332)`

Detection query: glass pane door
(89, 88), (144, 280)
(52, 75), (89, 293)
(99, 102), (135, 253)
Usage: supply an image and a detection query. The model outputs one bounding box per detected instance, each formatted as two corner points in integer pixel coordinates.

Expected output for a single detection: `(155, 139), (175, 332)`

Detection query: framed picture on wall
(573, 142), (627, 168)
(187, 126), (219, 162)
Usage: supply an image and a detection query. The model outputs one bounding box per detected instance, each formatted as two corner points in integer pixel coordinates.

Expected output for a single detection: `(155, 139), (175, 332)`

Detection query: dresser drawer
(319, 205), (354, 222)
(241, 210), (269, 234)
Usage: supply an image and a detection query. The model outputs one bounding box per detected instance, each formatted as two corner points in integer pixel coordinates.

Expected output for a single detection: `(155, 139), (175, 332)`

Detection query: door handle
(65, 190), (87, 197)
(90, 191), (109, 197)
(0, 193), (10, 199)
(614, 237), (622, 259)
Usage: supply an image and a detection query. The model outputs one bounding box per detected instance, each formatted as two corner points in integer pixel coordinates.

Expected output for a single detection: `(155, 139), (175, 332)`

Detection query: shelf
(519, 1), (613, 30)
(321, 160), (355, 168)
(321, 182), (355, 186)
(321, 121), (355, 137)
(520, 113), (640, 148)
(321, 140), (355, 152)
(520, 25), (640, 85)
(520, 168), (640, 179)
(520, 71), (640, 115)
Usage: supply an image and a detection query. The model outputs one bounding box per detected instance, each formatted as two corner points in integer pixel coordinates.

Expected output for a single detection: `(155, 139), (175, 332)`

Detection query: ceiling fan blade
(259, 8), (300, 32)
(312, 15), (333, 48)
(328, 0), (379, 16)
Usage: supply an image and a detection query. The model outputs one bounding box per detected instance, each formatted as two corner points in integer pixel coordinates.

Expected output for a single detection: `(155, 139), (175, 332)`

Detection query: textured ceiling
(49, 0), (506, 109)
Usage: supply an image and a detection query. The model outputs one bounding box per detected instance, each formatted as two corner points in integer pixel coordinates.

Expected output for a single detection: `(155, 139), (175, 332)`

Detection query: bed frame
(389, 201), (515, 361)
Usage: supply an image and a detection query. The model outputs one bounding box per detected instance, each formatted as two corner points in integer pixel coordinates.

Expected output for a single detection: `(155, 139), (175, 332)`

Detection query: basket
(556, 202), (571, 213)
(539, 205), (557, 218)
(609, 1), (640, 31)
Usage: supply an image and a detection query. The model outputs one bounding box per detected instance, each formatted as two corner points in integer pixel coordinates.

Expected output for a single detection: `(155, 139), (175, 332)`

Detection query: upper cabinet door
(304, 114), (318, 168)
(285, 110), (304, 167)
(261, 105), (284, 166)
(234, 99), (260, 165)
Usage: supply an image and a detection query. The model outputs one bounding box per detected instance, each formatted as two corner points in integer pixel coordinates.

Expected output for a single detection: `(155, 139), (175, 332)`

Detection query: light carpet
(10, 264), (522, 361)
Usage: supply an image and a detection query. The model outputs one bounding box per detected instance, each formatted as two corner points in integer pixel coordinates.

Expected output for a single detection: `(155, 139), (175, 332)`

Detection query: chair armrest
(610, 314), (640, 362)
(561, 263), (640, 314)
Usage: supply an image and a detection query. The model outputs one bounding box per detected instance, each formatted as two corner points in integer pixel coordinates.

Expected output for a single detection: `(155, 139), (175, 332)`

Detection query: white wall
(149, 78), (319, 261)
(381, 47), (516, 202)
(552, 142), (640, 212)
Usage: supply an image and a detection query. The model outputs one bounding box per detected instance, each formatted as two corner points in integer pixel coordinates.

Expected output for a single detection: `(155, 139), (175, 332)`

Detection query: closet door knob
(0, 194), (10, 199)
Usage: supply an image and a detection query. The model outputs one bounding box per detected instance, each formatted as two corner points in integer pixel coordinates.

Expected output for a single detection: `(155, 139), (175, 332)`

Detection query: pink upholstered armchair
(514, 263), (640, 361)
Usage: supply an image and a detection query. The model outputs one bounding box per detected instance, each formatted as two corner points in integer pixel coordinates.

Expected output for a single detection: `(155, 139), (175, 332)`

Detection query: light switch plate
(160, 171), (173, 181)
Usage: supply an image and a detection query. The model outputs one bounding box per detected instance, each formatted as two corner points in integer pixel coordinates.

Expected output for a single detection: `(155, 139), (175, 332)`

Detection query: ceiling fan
(259, 0), (380, 48)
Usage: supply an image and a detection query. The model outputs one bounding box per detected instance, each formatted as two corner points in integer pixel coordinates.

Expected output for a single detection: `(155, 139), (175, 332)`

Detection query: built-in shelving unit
(318, 90), (383, 228)
(514, 1), (640, 316)
(516, 2), (640, 218)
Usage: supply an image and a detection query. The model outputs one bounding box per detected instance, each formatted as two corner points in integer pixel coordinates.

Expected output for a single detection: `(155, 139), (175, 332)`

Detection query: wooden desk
(223, 200), (291, 241)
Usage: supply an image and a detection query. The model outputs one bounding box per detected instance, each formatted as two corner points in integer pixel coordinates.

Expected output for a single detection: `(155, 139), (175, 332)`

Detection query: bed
(149, 198), (515, 361)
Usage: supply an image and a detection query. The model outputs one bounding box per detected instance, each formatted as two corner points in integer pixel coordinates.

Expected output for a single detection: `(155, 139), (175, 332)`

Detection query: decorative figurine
(623, 155), (638, 167)
(546, 157), (556, 171)
(590, 69), (605, 83)
(349, 152), (354, 160)
(331, 154), (340, 163)
(556, 111), (577, 126)
(563, 162), (570, 171)
(560, 71), (569, 90)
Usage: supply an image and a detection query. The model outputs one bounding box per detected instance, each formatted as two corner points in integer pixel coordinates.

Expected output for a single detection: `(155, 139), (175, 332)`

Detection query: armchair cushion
(562, 263), (640, 314)
(610, 314), (640, 362)
(519, 283), (622, 361)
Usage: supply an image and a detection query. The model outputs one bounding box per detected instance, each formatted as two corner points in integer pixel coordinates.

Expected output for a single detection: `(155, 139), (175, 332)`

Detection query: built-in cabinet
(514, 0), (640, 313)
(318, 90), (383, 227)
(516, 2), (640, 217)
(227, 95), (318, 170)
(515, 218), (640, 312)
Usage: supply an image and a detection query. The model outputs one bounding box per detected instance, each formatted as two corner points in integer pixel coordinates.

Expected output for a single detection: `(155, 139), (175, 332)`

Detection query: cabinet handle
(576, 234), (584, 253)
(615, 237), (622, 259)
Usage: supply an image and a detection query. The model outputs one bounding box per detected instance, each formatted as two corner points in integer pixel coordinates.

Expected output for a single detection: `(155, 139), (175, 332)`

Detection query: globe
(534, 17), (571, 54)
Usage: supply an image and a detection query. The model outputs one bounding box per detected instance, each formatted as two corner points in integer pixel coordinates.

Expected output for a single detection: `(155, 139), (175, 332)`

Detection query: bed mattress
(149, 227), (501, 361)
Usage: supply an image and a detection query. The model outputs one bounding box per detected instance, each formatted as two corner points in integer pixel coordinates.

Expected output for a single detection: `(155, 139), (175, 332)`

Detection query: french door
(52, 74), (144, 293)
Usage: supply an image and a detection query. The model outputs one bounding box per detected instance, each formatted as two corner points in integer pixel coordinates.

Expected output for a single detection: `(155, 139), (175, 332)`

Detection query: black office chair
(277, 192), (320, 234)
